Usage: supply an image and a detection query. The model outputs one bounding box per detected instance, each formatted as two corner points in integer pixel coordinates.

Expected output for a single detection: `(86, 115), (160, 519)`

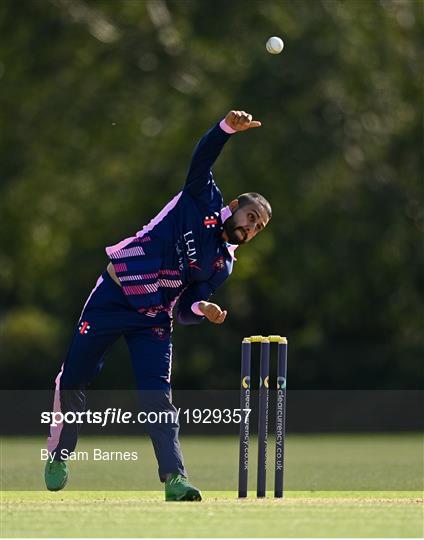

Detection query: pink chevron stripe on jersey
(109, 246), (145, 259)
(119, 268), (182, 282)
(158, 279), (183, 288)
(159, 269), (181, 276)
(134, 235), (152, 243)
(123, 279), (183, 295)
(113, 263), (127, 273)
(123, 284), (158, 295)
(120, 273), (159, 282)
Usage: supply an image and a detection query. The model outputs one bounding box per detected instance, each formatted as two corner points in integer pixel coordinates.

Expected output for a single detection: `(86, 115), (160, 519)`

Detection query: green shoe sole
(45, 461), (68, 492)
(46, 476), (68, 492)
(166, 488), (202, 501)
(165, 472), (202, 501)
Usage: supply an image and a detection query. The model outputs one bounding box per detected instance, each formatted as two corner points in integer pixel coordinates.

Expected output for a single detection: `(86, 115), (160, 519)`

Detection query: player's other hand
(198, 301), (227, 324)
(225, 110), (262, 132)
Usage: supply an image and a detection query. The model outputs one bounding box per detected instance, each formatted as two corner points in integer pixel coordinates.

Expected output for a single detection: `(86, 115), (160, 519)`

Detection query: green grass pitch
(1, 434), (423, 537)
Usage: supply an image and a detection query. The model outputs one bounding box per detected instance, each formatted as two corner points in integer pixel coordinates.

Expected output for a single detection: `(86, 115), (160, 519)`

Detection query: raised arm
(184, 111), (261, 196)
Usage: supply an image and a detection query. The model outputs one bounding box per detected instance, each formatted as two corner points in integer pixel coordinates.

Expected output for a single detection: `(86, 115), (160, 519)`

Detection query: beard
(223, 215), (247, 245)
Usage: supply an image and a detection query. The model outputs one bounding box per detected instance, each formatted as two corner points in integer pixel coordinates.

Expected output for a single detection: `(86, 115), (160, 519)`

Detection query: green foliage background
(0, 0), (422, 389)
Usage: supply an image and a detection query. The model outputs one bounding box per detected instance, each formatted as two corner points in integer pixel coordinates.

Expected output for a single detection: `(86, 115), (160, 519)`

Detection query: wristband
(219, 119), (236, 134)
(191, 302), (205, 316)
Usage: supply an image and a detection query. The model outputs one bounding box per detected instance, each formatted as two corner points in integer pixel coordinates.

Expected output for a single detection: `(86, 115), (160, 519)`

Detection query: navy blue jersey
(105, 121), (237, 324)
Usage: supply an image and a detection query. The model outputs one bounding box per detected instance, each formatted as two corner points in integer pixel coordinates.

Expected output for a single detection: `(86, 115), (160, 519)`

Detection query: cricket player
(45, 110), (271, 501)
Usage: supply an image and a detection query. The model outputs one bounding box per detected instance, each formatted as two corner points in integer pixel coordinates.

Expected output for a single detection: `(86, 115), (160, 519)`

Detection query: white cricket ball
(266, 36), (284, 54)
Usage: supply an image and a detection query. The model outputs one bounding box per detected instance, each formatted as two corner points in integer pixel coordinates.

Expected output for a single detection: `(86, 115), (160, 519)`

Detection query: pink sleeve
(191, 302), (204, 316)
(219, 119), (236, 134)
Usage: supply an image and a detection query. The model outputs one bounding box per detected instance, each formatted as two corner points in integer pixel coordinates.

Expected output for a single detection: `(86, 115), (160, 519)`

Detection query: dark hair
(237, 192), (272, 219)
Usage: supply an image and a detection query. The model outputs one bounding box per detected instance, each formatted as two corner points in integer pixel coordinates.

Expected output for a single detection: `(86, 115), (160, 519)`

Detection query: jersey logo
(214, 256), (225, 271)
(183, 231), (201, 270)
(78, 321), (91, 335)
(204, 213), (219, 228)
(152, 327), (167, 340)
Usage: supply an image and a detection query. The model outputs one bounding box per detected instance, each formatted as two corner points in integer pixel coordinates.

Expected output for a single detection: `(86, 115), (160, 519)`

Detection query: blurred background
(0, 0), (422, 391)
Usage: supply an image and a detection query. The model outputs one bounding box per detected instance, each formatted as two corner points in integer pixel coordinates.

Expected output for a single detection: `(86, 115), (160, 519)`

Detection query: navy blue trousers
(47, 271), (186, 480)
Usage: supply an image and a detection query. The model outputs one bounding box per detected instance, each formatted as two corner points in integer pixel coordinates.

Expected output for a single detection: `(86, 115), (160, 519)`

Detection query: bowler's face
(222, 203), (269, 244)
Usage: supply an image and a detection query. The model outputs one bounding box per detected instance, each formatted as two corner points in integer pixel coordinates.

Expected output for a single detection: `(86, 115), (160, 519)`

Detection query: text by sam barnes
(41, 449), (139, 461)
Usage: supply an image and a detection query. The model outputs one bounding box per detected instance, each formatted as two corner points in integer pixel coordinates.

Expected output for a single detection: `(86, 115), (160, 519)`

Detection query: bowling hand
(197, 301), (227, 324)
